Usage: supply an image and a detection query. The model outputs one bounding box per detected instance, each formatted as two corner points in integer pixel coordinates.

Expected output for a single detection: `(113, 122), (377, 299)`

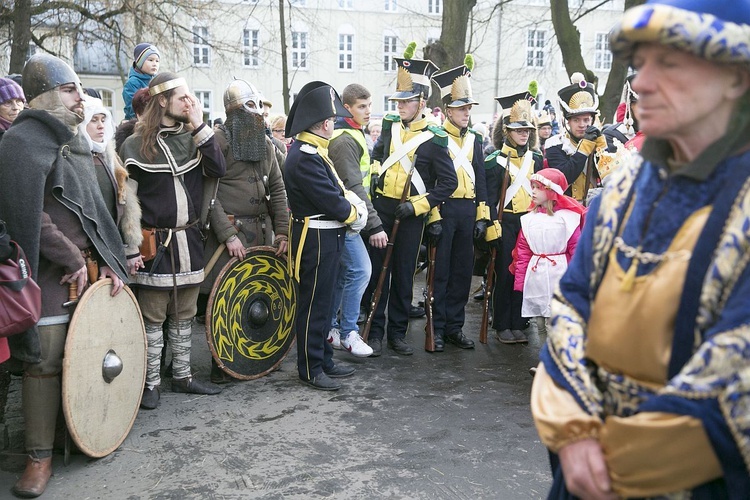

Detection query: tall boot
(13, 455), (52, 498)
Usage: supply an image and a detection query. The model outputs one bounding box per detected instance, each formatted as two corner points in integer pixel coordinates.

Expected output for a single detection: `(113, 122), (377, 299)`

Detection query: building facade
(5, 0), (626, 127)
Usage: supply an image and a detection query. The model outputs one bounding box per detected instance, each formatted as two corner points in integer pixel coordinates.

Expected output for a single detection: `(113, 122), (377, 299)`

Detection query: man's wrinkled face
(59, 83), (84, 118)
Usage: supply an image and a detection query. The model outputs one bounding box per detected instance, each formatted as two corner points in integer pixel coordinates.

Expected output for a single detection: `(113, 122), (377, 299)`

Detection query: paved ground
(0, 278), (552, 499)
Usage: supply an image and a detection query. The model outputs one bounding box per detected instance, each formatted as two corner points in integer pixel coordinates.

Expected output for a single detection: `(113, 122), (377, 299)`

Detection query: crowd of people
(0, 0), (749, 497)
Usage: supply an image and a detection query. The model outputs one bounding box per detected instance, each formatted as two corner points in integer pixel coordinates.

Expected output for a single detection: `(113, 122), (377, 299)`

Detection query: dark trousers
(492, 211), (526, 331)
(291, 221), (344, 380)
(433, 199), (474, 337)
(367, 196), (424, 341)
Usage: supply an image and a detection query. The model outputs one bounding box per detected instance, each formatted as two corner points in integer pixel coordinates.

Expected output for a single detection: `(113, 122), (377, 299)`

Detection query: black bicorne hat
(286, 81), (351, 137)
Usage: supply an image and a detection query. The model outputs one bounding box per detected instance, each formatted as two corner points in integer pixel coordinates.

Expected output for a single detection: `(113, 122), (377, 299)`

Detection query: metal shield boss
(206, 246), (296, 380)
(62, 279), (147, 458)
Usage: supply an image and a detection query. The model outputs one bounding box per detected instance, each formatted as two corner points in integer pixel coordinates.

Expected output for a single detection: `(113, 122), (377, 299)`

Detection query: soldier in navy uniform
(485, 91), (544, 344)
(284, 81), (368, 390)
(367, 44), (458, 356)
(544, 73), (607, 203)
(429, 58), (490, 352)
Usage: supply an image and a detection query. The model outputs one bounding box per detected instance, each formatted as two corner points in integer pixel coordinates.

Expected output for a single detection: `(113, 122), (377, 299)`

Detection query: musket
(361, 153), (418, 342)
(479, 157), (511, 344)
(423, 242), (437, 352)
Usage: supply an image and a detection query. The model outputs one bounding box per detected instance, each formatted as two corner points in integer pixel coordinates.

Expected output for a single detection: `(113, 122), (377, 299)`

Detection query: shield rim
(205, 245), (296, 380)
(62, 279), (147, 458)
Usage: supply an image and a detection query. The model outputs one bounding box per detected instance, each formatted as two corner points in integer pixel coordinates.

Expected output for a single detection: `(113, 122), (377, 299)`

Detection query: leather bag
(140, 228), (157, 262)
(0, 241), (42, 337)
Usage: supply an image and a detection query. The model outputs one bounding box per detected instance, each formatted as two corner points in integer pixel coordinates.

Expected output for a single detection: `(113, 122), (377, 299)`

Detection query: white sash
(446, 135), (475, 184)
(502, 151), (534, 209)
(380, 122), (431, 195)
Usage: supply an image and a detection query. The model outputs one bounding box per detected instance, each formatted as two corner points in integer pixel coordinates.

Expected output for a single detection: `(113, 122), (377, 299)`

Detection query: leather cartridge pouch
(140, 228), (157, 262)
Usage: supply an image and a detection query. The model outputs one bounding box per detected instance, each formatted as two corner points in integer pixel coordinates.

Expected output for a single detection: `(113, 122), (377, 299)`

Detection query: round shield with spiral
(206, 246), (297, 380)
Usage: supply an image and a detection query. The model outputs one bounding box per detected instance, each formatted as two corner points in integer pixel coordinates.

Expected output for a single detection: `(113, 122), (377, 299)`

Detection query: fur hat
(133, 43), (160, 72)
(610, 0), (750, 70)
(0, 77), (24, 105)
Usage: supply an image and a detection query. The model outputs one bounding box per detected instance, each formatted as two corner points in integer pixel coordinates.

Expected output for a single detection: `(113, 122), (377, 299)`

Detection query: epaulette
(427, 125), (448, 147)
(533, 150), (544, 161)
(467, 127), (480, 139)
(300, 144), (317, 155)
(382, 114), (400, 131)
(484, 149), (506, 169)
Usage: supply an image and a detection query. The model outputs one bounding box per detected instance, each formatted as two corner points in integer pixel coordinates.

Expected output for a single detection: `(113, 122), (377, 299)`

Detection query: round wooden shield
(62, 279), (146, 458)
(206, 246), (297, 380)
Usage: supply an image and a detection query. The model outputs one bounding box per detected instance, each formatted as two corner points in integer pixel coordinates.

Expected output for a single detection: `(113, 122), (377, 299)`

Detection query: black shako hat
(431, 64), (478, 108)
(285, 81), (351, 137)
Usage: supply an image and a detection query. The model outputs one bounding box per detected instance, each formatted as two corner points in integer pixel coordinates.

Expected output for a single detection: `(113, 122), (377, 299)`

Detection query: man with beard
(0, 53), (128, 498)
(200, 79), (289, 383)
(486, 90), (544, 344)
(367, 45), (457, 356)
(119, 72), (226, 410)
(545, 73), (608, 203)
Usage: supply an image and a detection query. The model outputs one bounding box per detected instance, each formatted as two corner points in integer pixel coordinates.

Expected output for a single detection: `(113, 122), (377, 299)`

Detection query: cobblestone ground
(0, 277), (551, 499)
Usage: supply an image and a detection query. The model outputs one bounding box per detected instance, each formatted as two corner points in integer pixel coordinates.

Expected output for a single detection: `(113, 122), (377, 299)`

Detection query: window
(94, 88), (116, 122)
(526, 29), (546, 68)
(338, 0), (353, 7)
(383, 95), (397, 113)
(594, 32), (612, 71)
(338, 34), (354, 71)
(98, 89), (114, 109)
(193, 26), (210, 66)
(291, 31), (308, 70)
(385, 0), (397, 11)
(428, 0), (441, 14)
(383, 35), (398, 72)
(194, 90), (211, 124)
(243, 29), (260, 68)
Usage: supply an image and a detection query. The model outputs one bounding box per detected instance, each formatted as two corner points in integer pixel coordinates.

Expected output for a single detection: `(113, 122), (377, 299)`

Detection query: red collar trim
(344, 117), (362, 130)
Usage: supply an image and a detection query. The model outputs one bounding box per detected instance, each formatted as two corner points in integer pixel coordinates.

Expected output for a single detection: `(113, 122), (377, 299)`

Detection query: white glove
(345, 191), (368, 233)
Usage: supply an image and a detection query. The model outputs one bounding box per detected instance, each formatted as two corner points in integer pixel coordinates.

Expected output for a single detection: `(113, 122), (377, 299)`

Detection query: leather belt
(293, 218), (345, 229)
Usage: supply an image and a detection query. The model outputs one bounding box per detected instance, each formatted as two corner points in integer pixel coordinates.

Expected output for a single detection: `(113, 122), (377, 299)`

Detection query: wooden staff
(362, 153), (418, 342)
(479, 158), (511, 344)
(423, 242), (437, 352)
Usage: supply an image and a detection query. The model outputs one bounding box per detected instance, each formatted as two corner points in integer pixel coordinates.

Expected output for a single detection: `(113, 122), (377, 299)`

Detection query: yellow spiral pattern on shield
(210, 253), (296, 362)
